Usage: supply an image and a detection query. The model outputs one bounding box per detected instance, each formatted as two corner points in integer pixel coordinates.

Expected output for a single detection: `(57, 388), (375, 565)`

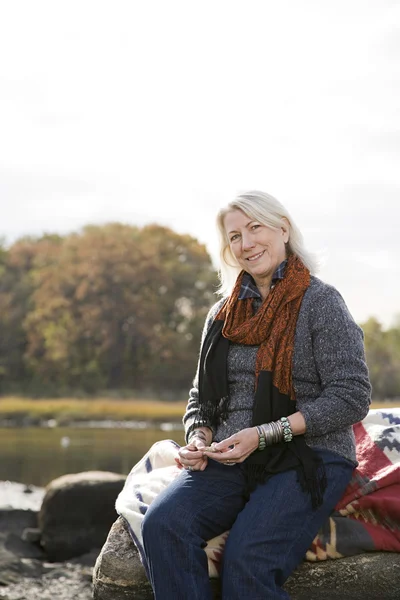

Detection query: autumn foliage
(0, 224), (218, 396)
(0, 225), (399, 399)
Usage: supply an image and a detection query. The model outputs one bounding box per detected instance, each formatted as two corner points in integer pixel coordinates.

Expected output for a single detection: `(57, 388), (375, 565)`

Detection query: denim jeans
(141, 448), (354, 600)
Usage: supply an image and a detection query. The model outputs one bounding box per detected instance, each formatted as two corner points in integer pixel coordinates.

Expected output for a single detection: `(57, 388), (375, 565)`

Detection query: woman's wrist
(255, 417), (295, 450)
(188, 427), (212, 445)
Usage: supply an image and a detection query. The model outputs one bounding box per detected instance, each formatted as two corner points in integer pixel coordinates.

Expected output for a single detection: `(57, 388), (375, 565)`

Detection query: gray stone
(21, 528), (41, 544)
(38, 471), (125, 561)
(0, 510), (38, 537)
(0, 494), (93, 600)
(93, 517), (400, 600)
(93, 517), (152, 600)
(4, 533), (44, 560)
(284, 553), (400, 600)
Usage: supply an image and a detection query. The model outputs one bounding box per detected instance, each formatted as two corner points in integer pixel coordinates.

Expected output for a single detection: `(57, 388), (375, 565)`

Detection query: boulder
(0, 509), (45, 586)
(93, 517), (152, 600)
(38, 471), (125, 561)
(93, 517), (400, 600)
(0, 485), (94, 599)
(0, 508), (38, 537)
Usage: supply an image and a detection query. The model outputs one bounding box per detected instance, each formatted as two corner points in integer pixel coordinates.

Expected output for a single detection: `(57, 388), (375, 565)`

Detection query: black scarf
(195, 258), (327, 508)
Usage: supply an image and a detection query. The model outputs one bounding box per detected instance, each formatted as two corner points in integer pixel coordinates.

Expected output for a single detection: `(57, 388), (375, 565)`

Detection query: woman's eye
(251, 224), (260, 231)
(230, 234), (240, 242)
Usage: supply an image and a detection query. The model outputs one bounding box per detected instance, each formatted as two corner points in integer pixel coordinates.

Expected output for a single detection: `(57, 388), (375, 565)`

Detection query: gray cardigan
(183, 276), (372, 465)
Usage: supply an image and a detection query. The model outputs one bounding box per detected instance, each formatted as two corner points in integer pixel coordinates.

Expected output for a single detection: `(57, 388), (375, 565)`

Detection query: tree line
(0, 224), (217, 397)
(0, 224), (398, 399)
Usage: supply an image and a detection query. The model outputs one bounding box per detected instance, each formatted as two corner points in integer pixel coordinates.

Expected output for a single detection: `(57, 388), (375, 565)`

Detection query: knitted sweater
(183, 276), (372, 465)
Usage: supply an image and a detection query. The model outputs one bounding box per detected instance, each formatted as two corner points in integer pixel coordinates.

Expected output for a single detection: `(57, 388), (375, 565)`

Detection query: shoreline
(0, 397), (187, 428)
(0, 417), (184, 429)
(0, 480), (45, 511)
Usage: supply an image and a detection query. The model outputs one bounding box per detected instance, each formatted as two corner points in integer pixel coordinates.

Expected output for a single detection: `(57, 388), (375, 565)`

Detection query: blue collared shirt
(238, 259), (288, 300)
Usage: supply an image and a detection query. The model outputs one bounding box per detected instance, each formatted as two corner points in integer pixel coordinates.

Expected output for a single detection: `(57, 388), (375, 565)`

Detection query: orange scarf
(215, 254), (310, 400)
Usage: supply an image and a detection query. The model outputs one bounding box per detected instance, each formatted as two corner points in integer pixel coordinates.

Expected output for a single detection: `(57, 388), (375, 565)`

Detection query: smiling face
(223, 209), (289, 290)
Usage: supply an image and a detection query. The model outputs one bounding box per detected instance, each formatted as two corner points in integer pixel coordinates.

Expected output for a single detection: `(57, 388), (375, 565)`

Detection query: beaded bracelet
(279, 416), (293, 442)
(256, 425), (267, 451)
(257, 418), (293, 448)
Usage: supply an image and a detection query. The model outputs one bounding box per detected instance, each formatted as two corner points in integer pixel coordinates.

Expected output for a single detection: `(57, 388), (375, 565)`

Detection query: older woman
(142, 191), (371, 599)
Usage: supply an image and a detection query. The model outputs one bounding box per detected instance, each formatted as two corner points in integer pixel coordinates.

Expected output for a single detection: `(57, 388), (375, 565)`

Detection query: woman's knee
(142, 497), (189, 548)
(222, 538), (286, 594)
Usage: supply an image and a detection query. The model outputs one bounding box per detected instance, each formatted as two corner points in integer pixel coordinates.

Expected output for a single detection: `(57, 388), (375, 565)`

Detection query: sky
(0, 0), (399, 327)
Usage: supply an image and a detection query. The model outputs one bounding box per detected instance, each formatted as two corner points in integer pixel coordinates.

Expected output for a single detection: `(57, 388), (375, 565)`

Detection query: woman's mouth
(246, 251), (265, 262)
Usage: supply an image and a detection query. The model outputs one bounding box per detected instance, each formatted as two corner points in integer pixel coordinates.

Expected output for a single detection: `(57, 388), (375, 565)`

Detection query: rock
(284, 553), (400, 599)
(93, 517), (152, 600)
(21, 528), (41, 544)
(0, 498), (95, 600)
(0, 560), (93, 600)
(0, 536), (45, 586)
(3, 533), (44, 560)
(0, 507), (44, 588)
(38, 471), (125, 561)
(0, 510), (38, 537)
(93, 517), (400, 600)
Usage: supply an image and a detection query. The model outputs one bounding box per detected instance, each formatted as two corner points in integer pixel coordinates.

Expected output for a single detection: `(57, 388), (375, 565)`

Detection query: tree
(362, 317), (400, 399)
(22, 223), (218, 394)
(0, 235), (63, 392)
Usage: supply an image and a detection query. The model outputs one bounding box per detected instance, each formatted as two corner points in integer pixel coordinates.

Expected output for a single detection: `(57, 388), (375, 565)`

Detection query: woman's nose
(242, 233), (255, 251)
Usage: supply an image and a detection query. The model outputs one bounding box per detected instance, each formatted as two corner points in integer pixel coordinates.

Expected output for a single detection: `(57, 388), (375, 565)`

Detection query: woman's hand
(203, 427), (259, 465)
(176, 430), (211, 472)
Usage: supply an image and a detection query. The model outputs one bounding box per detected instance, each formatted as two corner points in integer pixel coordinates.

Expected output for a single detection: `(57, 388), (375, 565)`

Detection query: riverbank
(0, 397), (396, 427)
(0, 397), (187, 427)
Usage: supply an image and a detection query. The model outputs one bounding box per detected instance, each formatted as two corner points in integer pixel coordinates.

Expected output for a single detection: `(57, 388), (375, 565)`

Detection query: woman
(142, 191), (371, 599)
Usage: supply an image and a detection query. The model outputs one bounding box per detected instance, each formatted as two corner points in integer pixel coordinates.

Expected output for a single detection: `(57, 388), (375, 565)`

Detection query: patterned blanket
(116, 409), (400, 577)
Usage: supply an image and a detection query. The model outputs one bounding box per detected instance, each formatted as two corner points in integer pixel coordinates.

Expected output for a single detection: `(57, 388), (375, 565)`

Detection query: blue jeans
(141, 449), (354, 600)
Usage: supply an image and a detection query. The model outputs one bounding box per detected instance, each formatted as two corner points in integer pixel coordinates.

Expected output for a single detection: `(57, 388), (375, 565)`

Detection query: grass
(0, 396), (187, 423)
(0, 397), (398, 425)
(369, 400), (400, 409)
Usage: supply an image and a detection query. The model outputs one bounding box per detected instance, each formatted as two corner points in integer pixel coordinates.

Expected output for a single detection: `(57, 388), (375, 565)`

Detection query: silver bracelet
(261, 423), (274, 446)
(260, 420), (287, 445)
(271, 420), (282, 444)
(256, 425), (267, 451)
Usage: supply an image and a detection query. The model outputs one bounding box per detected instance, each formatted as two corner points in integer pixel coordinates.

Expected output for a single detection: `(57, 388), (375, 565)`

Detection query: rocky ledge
(93, 516), (400, 600)
(2, 477), (400, 600)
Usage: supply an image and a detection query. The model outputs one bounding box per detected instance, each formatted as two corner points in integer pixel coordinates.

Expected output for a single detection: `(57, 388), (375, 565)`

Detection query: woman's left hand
(203, 427), (259, 464)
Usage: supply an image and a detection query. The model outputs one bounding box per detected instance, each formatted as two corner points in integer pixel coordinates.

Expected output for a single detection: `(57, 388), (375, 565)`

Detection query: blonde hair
(216, 190), (318, 296)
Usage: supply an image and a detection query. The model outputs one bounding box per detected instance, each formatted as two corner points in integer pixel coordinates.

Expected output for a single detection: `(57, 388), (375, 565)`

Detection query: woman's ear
(281, 217), (290, 244)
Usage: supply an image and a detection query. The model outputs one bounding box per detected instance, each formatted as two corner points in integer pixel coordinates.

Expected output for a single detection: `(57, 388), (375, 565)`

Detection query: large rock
(0, 486), (94, 599)
(93, 517), (400, 600)
(0, 508), (45, 586)
(93, 517), (152, 600)
(0, 508), (38, 537)
(39, 471), (125, 561)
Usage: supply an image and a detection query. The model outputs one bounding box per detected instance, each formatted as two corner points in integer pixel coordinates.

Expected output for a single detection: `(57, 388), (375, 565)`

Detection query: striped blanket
(116, 409), (400, 577)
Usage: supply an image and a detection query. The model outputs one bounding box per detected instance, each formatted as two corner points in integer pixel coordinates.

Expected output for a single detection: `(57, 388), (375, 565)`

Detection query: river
(0, 425), (185, 487)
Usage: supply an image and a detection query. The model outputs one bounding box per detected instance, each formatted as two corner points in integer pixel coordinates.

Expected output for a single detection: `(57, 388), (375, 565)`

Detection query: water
(0, 426), (185, 487)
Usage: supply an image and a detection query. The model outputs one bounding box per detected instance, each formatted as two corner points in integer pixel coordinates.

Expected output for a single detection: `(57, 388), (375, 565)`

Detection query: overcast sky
(0, 1), (399, 327)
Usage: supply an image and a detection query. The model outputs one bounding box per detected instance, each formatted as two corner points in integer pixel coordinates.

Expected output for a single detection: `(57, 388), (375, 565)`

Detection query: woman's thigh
(142, 459), (248, 544)
(222, 449), (354, 587)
